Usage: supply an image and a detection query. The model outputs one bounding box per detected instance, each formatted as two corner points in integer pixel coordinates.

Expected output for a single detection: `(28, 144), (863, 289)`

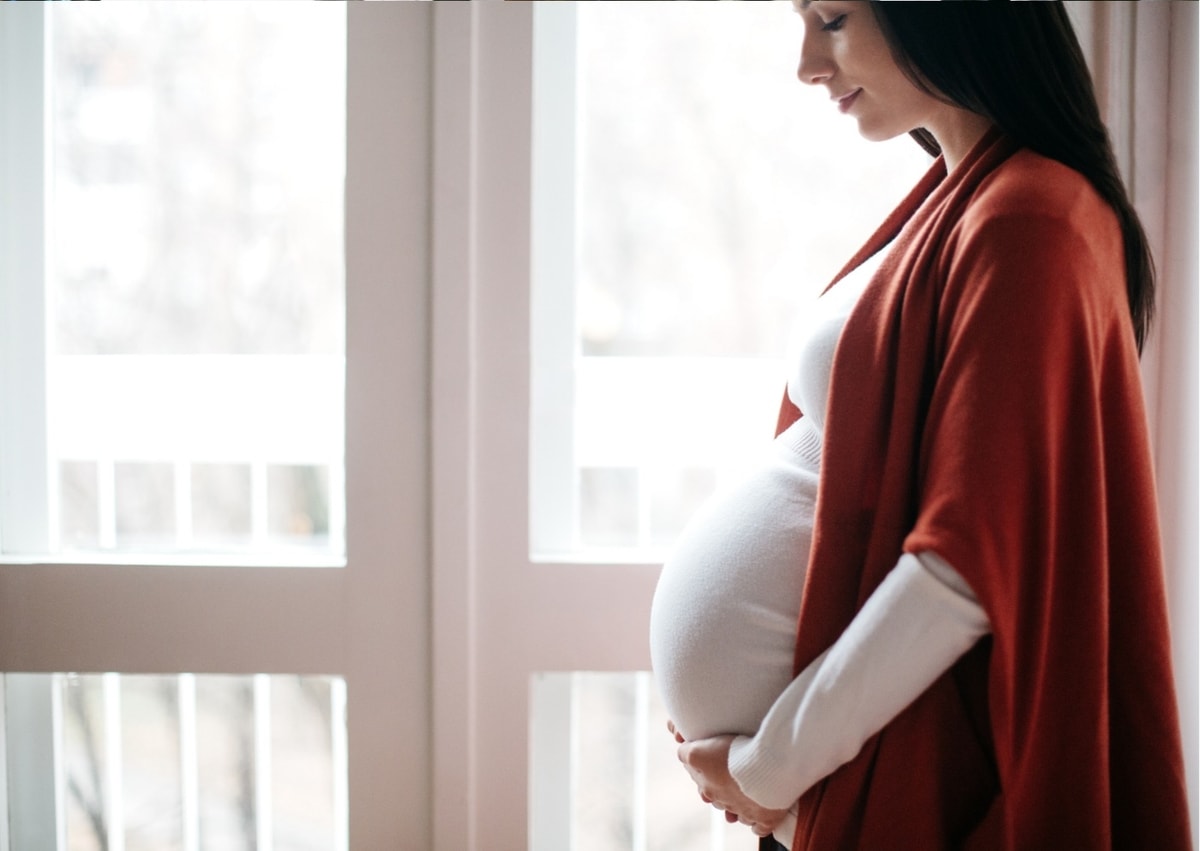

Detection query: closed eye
(821, 14), (847, 32)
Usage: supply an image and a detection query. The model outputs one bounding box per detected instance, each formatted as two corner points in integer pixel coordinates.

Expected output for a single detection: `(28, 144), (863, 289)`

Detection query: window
(45, 3), (346, 562)
(436, 3), (930, 849)
(1, 4), (428, 848)
(530, 2), (929, 562)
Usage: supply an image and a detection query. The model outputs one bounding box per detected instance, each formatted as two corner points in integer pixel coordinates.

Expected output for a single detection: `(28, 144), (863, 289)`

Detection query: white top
(649, 254), (881, 743)
(649, 251), (991, 848)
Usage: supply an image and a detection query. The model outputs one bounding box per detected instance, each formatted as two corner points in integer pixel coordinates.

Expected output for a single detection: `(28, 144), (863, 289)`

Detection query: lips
(835, 88), (862, 113)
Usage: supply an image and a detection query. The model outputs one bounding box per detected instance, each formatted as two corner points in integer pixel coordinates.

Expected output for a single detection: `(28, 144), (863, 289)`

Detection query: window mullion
(0, 3), (53, 556)
(529, 2), (580, 558)
(3, 675), (65, 851)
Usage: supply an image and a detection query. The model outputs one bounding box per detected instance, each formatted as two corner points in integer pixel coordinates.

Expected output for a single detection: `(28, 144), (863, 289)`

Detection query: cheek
(875, 82), (932, 128)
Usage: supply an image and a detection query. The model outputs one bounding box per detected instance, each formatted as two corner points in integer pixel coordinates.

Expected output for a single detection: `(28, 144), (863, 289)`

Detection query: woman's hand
(667, 721), (789, 837)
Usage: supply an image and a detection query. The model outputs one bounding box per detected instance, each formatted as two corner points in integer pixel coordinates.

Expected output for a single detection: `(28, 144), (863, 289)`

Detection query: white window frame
(0, 4), (435, 847)
(430, 4), (663, 849)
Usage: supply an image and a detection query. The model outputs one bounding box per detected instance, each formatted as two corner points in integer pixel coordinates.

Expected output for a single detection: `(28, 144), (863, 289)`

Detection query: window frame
(431, 5), (660, 848)
(0, 4), (434, 847)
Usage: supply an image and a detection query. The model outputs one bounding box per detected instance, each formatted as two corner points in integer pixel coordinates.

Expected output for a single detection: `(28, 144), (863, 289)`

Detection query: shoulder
(935, 149), (1129, 348)
(958, 148), (1118, 240)
(942, 149), (1124, 300)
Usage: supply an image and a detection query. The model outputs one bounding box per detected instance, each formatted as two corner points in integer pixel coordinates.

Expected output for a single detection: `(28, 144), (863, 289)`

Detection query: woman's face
(794, 1), (942, 143)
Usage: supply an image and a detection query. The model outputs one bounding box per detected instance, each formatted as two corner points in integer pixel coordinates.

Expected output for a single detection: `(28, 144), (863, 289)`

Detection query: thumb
(677, 740), (694, 765)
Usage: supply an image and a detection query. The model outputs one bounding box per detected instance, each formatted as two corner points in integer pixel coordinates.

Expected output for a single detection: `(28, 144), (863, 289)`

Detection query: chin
(856, 121), (912, 144)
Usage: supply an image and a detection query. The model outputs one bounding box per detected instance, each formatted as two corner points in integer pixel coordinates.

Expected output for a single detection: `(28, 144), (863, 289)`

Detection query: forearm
(728, 551), (990, 809)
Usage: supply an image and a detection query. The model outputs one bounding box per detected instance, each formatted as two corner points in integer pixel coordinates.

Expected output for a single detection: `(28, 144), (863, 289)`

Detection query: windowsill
(529, 548), (665, 569)
(0, 552), (346, 570)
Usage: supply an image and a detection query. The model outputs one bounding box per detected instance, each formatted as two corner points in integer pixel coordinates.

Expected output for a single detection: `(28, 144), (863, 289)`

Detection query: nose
(797, 26), (833, 86)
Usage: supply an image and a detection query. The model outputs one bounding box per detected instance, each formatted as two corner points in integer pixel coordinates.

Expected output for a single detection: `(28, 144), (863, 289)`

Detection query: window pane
(50, 4), (344, 358)
(48, 3), (346, 561)
(530, 4), (930, 559)
(530, 671), (745, 850)
(191, 463), (252, 545)
(58, 673), (347, 851)
(268, 464), (331, 543)
(114, 462), (175, 548)
(575, 3), (926, 360)
(59, 460), (100, 550)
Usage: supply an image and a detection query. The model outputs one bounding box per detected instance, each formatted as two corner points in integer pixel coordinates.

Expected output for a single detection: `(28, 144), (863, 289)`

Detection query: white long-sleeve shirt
(650, 249), (992, 849)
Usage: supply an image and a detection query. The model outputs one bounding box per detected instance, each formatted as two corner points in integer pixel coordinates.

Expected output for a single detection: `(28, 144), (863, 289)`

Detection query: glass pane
(58, 673), (347, 851)
(191, 463), (253, 546)
(121, 676), (185, 851)
(62, 675), (110, 851)
(531, 671), (746, 851)
(530, 4), (930, 559)
(59, 460), (100, 549)
(47, 3), (346, 562)
(579, 468), (639, 550)
(268, 464), (332, 543)
(114, 462), (175, 548)
(270, 677), (339, 848)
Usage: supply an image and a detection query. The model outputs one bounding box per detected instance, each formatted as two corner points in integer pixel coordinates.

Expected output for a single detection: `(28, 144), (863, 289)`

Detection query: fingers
(666, 718), (685, 744)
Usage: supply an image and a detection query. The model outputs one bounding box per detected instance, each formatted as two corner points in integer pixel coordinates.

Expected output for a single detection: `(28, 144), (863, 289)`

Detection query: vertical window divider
(632, 672), (650, 851)
(3, 675), (65, 850)
(529, 2), (580, 559)
(0, 9), (61, 843)
(0, 2), (53, 556)
(430, 4), (481, 848)
(331, 677), (349, 851)
(177, 673), (200, 851)
(102, 672), (125, 851)
(253, 674), (273, 851)
(0, 677), (7, 851)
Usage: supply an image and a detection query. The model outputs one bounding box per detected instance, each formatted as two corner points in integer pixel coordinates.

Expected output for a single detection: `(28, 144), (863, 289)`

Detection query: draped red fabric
(782, 130), (1191, 849)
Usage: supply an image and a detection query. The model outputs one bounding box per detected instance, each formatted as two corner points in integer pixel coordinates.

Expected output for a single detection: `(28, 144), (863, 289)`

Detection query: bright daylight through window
(48, 3), (346, 562)
(0, 6), (350, 850)
(530, 2), (929, 563)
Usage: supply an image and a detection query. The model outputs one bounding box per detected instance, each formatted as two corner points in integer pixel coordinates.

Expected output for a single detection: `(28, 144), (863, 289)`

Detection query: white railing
(534, 355), (785, 560)
(49, 354), (345, 561)
(10, 354), (348, 848)
(531, 671), (752, 851)
(5, 673), (348, 851)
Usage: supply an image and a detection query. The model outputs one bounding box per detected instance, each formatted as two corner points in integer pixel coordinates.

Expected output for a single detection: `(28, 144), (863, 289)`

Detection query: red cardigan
(780, 130), (1191, 849)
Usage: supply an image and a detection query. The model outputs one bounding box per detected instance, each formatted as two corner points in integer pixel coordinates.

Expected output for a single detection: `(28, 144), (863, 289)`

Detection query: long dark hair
(870, 2), (1154, 353)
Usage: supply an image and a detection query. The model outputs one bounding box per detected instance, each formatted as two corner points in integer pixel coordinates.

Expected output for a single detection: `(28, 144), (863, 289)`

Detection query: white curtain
(1070, 1), (1199, 840)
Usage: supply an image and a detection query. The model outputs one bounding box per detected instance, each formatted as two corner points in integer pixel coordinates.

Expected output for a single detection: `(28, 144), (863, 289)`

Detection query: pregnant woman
(649, 3), (1192, 849)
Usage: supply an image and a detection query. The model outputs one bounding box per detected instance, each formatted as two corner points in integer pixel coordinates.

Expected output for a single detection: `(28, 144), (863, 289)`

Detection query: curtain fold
(1070, 2), (1198, 842)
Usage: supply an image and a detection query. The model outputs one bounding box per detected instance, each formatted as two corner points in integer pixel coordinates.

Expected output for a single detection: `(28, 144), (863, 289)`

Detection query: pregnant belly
(649, 437), (819, 741)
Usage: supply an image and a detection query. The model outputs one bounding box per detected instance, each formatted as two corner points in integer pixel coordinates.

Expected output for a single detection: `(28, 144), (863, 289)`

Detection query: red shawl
(780, 130), (1191, 849)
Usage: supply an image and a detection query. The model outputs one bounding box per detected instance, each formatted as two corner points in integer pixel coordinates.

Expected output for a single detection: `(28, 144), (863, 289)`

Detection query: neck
(926, 109), (996, 173)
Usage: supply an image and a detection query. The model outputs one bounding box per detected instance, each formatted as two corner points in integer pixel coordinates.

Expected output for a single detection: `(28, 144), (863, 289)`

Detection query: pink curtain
(1073, 1), (1198, 840)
